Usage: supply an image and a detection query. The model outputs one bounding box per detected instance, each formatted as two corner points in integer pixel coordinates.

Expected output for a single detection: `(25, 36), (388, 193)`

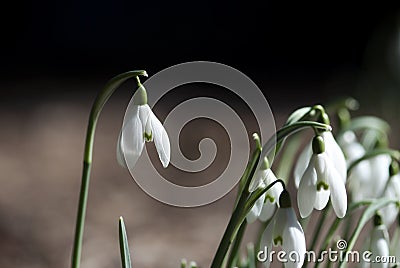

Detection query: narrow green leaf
(285, 106), (312, 125)
(340, 116), (390, 136)
(119, 217), (132, 268)
(247, 243), (256, 268)
(338, 198), (398, 268)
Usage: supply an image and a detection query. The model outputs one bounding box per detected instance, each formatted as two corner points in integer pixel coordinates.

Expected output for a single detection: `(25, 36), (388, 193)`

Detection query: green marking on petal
(144, 132), (152, 142)
(265, 194), (275, 203)
(274, 236), (283, 246)
(317, 181), (329, 191)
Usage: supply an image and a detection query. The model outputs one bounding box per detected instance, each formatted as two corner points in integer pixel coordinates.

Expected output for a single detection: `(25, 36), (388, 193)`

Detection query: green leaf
(340, 116), (390, 136)
(119, 217), (132, 268)
(285, 106), (312, 125)
(247, 243), (256, 268)
(338, 198), (398, 268)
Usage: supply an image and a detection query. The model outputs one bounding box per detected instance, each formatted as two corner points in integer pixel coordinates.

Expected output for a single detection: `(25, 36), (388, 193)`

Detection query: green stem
(71, 70), (147, 268)
(211, 121), (330, 268)
(211, 149), (261, 268)
(226, 221), (247, 268)
(303, 206), (330, 266)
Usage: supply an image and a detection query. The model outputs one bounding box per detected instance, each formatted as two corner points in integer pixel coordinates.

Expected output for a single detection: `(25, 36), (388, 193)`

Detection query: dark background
(1, 2), (400, 267)
(2, 1), (400, 103)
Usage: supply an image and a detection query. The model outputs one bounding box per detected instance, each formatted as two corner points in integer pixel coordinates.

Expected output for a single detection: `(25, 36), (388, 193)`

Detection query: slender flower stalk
(71, 70), (147, 268)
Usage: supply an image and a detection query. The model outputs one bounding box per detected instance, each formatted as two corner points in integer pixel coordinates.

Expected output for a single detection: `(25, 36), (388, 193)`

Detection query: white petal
(390, 228), (400, 261)
(282, 208), (306, 268)
(249, 169), (267, 192)
(370, 226), (390, 268)
(116, 130), (127, 167)
(313, 153), (330, 210)
(121, 106), (145, 168)
(264, 170), (283, 200)
(323, 132), (347, 183)
(338, 131), (365, 164)
(246, 193), (265, 223)
(369, 155), (391, 197)
(294, 142), (312, 188)
(326, 160), (347, 218)
(273, 208), (287, 246)
(348, 160), (372, 201)
(298, 159), (317, 218)
(148, 111), (171, 168)
(380, 176), (400, 227)
(138, 105), (151, 129)
(314, 190), (330, 210)
(259, 201), (277, 222)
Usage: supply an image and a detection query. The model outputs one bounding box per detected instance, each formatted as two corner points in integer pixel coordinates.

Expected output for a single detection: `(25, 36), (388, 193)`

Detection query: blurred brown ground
(1, 79), (399, 268)
(0, 81), (271, 268)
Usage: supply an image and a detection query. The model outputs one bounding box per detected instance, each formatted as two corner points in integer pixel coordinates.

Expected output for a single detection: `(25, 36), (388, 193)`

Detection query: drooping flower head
(297, 135), (347, 218)
(117, 78), (170, 168)
(361, 214), (390, 268)
(380, 161), (400, 227)
(261, 190), (306, 268)
(247, 158), (283, 223)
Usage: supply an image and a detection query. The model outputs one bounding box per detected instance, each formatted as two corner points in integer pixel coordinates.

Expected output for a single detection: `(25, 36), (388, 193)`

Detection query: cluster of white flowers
(117, 85), (399, 268)
(244, 108), (400, 267)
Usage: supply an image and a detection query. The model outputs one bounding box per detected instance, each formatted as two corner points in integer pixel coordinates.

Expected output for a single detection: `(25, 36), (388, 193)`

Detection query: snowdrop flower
(294, 131), (347, 188)
(380, 162), (400, 227)
(247, 158), (283, 223)
(261, 190), (306, 268)
(339, 131), (391, 202)
(350, 155), (392, 202)
(361, 214), (390, 268)
(297, 135), (347, 218)
(390, 217), (400, 265)
(338, 131), (372, 202)
(117, 81), (170, 168)
(338, 131), (366, 164)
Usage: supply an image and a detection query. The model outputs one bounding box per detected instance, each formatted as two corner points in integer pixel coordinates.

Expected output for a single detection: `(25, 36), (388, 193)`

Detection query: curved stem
(211, 148), (261, 268)
(71, 70), (147, 268)
(211, 120), (330, 268)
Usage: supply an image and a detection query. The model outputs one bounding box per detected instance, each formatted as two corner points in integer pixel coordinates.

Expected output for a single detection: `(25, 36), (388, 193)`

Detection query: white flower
(338, 131), (366, 164)
(117, 84), (170, 168)
(297, 135), (347, 218)
(261, 190), (306, 268)
(338, 131), (392, 202)
(380, 173), (400, 227)
(390, 226), (400, 265)
(247, 159), (283, 223)
(294, 131), (347, 188)
(350, 155), (391, 202)
(362, 217), (390, 268)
